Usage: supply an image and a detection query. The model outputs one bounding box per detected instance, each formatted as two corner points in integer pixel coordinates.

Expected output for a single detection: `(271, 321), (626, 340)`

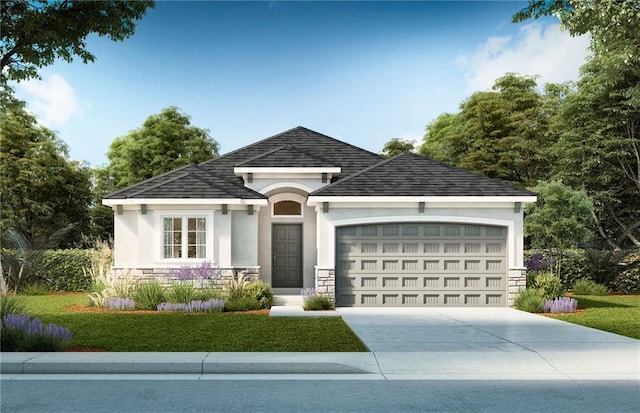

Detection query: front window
(163, 217), (207, 259)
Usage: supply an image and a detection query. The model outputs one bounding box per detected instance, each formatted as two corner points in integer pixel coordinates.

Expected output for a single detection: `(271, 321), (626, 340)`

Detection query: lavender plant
(157, 298), (224, 313)
(171, 261), (220, 286)
(104, 297), (136, 311)
(1, 313), (73, 351)
(543, 297), (578, 313)
(300, 287), (333, 311)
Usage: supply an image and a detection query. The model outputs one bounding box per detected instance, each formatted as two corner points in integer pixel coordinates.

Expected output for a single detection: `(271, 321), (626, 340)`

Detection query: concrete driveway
(336, 307), (640, 379)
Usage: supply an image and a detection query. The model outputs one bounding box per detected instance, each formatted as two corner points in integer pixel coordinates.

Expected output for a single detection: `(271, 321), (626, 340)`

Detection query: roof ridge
(199, 126), (383, 167)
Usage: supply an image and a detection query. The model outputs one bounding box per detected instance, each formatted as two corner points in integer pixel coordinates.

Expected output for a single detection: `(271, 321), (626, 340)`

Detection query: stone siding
(314, 267), (336, 302)
(507, 267), (527, 307)
(112, 266), (261, 288)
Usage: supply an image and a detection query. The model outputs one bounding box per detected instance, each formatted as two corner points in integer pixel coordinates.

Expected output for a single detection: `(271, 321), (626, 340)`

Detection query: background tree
(418, 73), (563, 187)
(524, 181), (593, 278)
(0, 100), (92, 246)
(0, 0), (155, 84)
(381, 138), (415, 158)
(99, 106), (220, 190)
(515, 0), (640, 247)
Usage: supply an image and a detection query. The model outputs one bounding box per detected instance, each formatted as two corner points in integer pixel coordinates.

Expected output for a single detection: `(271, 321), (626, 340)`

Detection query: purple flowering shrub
(171, 261), (221, 282)
(157, 299), (225, 313)
(105, 297), (135, 311)
(543, 297), (578, 313)
(1, 314), (73, 351)
(300, 287), (333, 311)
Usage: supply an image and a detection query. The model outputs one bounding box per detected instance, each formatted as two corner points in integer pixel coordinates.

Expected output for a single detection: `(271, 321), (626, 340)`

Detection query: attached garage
(335, 222), (507, 307)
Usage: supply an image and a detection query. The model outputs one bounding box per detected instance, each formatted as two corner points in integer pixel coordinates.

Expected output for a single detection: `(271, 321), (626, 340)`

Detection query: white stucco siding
(315, 206), (525, 270)
(231, 210), (259, 267)
(113, 209), (139, 268)
(246, 176), (328, 195)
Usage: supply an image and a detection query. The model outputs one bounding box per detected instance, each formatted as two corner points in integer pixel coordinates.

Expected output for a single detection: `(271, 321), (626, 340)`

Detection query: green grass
(18, 294), (368, 352)
(548, 295), (640, 340)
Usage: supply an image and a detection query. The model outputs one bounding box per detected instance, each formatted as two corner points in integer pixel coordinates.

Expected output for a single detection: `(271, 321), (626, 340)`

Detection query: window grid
(163, 217), (207, 259)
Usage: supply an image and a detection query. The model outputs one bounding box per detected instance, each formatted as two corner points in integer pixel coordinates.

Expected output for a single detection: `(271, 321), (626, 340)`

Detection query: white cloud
(19, 73), (81, 127)
(457, 23), (591, 93)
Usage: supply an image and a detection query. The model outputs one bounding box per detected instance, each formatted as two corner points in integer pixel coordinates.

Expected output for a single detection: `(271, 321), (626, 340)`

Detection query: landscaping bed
(13, 294), (368, 352)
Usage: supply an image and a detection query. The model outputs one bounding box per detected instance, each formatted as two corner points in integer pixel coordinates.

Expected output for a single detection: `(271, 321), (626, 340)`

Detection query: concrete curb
(0, 352), (379, 375)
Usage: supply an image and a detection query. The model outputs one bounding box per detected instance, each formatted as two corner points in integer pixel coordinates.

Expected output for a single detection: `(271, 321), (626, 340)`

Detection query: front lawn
(547, 295), (640, 340)
(16, 295), (368, 352)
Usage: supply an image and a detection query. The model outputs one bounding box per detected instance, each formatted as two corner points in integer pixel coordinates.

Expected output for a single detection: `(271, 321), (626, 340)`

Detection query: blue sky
(15, 1), (590, 167)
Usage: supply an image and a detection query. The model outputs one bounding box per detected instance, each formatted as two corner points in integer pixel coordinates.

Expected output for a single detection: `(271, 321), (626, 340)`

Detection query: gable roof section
(311, 152), (536, 197)
(105, 165), (266, 200)
(235, 145), (338, 168)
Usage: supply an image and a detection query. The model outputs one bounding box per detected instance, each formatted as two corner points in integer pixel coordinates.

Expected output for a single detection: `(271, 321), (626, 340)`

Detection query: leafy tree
(0, 0), (154, 84)
(515, 0), (640, 247)
(418, 113), (465, 163)
(381, 138), (415, 158)
(418, 73), (563, 187)
(525, 180), (594, 278)
(0, 100), (92, 246)
(100, 106), (220, 190)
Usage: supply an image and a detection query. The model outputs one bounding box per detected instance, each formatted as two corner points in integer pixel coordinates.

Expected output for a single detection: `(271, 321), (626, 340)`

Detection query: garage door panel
(336, 223), (507, 307)
(336, 291), (507, 307)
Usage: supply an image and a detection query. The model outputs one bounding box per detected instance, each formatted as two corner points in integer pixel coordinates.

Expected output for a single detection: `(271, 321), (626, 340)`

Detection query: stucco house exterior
(103, 126), (536, 307)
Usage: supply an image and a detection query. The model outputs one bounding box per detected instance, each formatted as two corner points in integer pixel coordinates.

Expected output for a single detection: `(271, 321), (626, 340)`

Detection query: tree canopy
(100, 106), (220, 191)
(418, 73), (563, 187)
(0, 0), (155, 84)
(381, 138), (415, 158)
(0, 100), (92, 246)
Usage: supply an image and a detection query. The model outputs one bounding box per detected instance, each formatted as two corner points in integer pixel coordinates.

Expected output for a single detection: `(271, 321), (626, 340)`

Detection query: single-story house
(103, 126), (536, 307)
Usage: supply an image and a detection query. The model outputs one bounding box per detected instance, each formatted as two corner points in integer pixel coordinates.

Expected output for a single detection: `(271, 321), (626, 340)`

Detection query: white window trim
(270, 193), (306, 218)
(156, 211), (214, 264)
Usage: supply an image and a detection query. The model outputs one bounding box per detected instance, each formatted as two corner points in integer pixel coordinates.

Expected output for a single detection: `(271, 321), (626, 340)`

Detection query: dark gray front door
(272, 224), (302, 288)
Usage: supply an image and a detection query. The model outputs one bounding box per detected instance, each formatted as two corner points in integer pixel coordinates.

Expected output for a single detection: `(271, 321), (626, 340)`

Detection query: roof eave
(307, 195), (537, 206)
(102, 198), (268, 207)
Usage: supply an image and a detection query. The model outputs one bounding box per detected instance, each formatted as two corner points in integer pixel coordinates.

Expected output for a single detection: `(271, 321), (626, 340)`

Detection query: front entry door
(272, 224), (302, 288)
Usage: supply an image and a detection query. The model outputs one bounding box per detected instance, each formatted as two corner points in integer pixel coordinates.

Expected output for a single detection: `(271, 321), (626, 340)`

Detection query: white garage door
(335, 223), (507, 307)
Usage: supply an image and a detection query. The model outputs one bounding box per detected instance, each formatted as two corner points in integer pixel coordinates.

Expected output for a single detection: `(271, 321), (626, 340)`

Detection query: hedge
(2, 249), (93, 292)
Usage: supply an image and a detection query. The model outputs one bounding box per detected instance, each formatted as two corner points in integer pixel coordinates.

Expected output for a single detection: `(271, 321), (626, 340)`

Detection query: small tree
(525, 180), (593, 278)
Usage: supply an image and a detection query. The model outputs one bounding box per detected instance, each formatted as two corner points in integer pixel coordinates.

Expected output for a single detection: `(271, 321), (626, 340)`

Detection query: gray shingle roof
(106, 165), (266, 200)
(310, 152), (536, 197)
(105, 126), (382, 200)
(235, 145), (338, 168)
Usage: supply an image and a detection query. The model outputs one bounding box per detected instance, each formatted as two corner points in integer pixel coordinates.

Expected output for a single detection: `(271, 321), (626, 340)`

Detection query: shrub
(532, 272), (564, 300)
(21, 281), (49, 296)
(194, 286), (224, 301)
(224, 295), (261, 312)
(104, 297), (135, 311)
(166, 282), (196, 304)
(170, 261), (221, 284)
(157, 299), (224, 313)
(224, 272), (250, 300)
(514, 288), (545, 313)
(244, 281), (274, 309)
(1, 314), (73, 351)
(301, 287), (334, 311)
(571, 279), (609, 296)
(572, 278), (595, 295)
(89, 270), (136, 307)
(40, 249), (93, 291)
(614, 267), (640, 294)
(133, 281), (166, 310)
(543, 297), (578, 313)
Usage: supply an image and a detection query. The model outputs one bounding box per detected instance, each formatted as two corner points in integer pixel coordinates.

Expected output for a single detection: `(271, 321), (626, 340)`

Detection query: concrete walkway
(1, 308), (638, 380)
